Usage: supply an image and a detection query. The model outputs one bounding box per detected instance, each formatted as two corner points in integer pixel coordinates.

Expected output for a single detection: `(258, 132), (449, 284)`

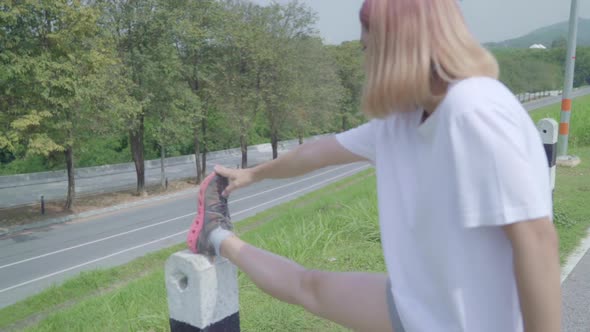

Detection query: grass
(1, 96), (589, 331)
(530, 94), (590, 147)
(0, 244), (185, 330)
(549, 146), (590, 263)
(528, 95), (590, 262)
(4, 157), (589, 330)
(0, 170), (380, 331)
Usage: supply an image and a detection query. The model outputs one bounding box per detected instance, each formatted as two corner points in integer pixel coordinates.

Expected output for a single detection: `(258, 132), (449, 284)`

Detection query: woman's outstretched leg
(217, 233), (394, 332)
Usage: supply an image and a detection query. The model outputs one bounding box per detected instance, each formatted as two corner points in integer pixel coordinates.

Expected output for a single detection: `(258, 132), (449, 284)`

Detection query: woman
(197, 0), (562, 330)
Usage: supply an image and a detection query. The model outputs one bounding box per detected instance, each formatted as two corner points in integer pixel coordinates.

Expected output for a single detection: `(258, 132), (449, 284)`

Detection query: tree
(211, 0), (268, 168)
(141, 7), (193, 189)
(288, 37), (342, 144)
(169, 0), (222, 183)
(327, 41), (366, 132)
(494, 48), (564, 93)
(0, 0), (119, 210)
(256, 1), (318, 159)
(0, 0), (377, 184)
(100, 0), (188, 195)
(573, 48), (590, 87)
(551, 36), (567, 49)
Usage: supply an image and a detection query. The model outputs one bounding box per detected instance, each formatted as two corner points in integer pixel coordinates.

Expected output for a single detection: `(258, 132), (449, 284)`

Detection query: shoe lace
(208, 198), (229, 216)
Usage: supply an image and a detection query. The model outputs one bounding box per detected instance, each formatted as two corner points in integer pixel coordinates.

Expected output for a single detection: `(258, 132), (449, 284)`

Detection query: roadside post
(165, 250), (240, 331)
(537, 118), (558, 193)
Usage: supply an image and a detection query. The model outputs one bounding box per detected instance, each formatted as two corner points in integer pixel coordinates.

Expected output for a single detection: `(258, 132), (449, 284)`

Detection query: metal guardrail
(0, 138), (313, 189)
(516, 90), (563, 103)
(0, 135), (331, 210)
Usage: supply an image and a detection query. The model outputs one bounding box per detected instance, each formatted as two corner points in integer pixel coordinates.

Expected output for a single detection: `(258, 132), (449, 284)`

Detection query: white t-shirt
(336, 77), (552, 332)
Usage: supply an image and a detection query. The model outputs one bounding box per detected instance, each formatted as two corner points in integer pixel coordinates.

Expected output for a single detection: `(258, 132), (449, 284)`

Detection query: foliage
(0, 0), (128, 208)
(326, 41), (366, 132)
(492, 47), (590, 93)
(530, 94), (590, 148)
(3, 1), (590, 188)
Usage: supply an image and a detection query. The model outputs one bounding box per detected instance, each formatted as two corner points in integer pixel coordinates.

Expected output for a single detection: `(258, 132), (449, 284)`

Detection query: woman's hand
(214, 165), (257, 196)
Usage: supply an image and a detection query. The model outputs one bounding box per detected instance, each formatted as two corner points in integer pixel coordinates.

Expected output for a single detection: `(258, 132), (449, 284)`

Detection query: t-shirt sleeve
(335, 121), (376, 164)
(450, 108), (553, 228)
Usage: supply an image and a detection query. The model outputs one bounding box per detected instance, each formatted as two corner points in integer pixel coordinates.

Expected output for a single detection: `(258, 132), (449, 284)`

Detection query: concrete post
(165, 250), (240, 331)
(537, 118), (558, 191)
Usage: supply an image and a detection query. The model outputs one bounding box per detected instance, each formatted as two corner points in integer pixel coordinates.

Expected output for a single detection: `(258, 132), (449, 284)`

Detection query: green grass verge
(6, 156), (589, 331)
(528, 95), (590, 262)
(550, 146), (590, 263)
(0, 245), (184, 329)
(530, 94), (590, 147)
(0, 169), (377, 331)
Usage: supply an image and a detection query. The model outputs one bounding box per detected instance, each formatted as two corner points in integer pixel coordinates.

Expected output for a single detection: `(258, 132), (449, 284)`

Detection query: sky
(251, 0), (590, 45)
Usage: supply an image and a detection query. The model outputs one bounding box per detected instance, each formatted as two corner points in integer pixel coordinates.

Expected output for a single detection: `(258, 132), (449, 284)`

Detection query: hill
(485, 18), (590, 49)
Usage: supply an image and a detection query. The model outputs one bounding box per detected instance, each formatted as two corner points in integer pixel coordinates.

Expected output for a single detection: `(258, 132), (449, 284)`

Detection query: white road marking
(561, 229), (590, 284)
(230, 164), (350, 204)
(0, 214), (193, 270)
(0, 164), (369, 293)
(233, 165), (370, 217)
(0, 165), (352, 270)
(0, 231), (186, 294)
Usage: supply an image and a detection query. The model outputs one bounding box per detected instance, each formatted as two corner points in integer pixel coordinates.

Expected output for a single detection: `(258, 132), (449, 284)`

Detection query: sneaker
(187, 172), (233, 255)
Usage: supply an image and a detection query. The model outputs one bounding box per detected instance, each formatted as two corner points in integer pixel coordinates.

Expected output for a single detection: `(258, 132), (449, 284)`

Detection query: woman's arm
(503, 217), (561, 332)
(215, 136), (367, 195)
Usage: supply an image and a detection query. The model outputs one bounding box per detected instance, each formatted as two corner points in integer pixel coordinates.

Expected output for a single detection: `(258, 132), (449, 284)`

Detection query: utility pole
(556, 0), (581, 167)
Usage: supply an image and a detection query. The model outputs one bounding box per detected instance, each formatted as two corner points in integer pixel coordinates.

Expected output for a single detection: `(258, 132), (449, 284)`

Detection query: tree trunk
(341, 113), (347, 132)
(64, 144), (75, 211)
(201, 116), (207, 179)
(130, 115), (146, 196)
(201, 150), (207, 179)
(271, 130), (279, 160)
(240, 133), (248, 169)
(298, 133), (303, 145)
(194, 127), (202, 184)
(160, 144), (166, 189)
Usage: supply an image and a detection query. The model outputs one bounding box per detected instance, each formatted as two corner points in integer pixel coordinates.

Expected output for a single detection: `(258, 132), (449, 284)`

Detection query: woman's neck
(423, 79), (448, 114)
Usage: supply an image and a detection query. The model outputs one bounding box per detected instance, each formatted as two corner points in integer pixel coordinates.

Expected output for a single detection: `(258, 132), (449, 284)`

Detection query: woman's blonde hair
(360, 0), (499, 118)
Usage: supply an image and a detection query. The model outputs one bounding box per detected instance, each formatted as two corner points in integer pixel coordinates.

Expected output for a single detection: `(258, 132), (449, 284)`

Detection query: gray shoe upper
(197, 175), (233, 256)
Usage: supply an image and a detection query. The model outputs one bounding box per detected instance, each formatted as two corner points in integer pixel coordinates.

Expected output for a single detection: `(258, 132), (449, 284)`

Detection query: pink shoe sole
(187, 172), (218, 254)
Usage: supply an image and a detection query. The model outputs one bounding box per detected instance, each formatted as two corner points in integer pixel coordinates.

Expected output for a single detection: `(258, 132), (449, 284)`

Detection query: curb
(0, 186), (199, 238)
(561, 227), (590, 284)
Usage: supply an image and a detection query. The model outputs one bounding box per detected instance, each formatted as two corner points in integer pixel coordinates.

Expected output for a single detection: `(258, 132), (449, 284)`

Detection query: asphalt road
(523, 86), (590, 112)
(0, 162), (370, 309)
(562, 249), (590, 332)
